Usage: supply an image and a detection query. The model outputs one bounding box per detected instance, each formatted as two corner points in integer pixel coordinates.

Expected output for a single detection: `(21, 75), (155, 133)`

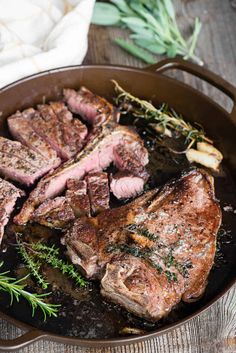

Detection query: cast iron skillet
(0, 58), (236, 351)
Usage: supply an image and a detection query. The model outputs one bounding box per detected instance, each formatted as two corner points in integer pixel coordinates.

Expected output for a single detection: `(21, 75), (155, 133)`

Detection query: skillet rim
(0, 63), (235, 348)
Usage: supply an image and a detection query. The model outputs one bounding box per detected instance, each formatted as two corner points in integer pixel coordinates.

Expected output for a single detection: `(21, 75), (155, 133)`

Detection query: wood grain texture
(1, 0), (236, 352)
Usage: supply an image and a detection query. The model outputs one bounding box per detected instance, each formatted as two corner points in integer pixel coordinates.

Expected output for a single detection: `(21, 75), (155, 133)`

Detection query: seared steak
(0, 178), (24, 243)
(33, 103), (87, 160)
(32, 197), (75, 229)
(0, 137), (55, 186)
(62, 169), (221, 321)
(14, 123), (148, 225)
(7, 108), (61, 169)
(110, 171), (145, 199)
(64, 87), (118, 125)
(86, 172), (110, 215)
(66, 179), (90, 217)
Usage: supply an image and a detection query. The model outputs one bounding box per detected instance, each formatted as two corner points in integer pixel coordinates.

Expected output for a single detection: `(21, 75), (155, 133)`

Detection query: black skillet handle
(0, 329), (45, 351)
(146, 58), (236, 121)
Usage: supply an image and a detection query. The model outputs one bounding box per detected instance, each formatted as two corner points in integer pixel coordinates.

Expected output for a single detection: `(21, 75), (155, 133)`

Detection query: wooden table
(1, 0), (236, 352)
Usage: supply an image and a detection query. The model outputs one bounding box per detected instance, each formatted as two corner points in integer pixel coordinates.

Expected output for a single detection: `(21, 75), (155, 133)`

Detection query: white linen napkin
(0, 0), (95, 88)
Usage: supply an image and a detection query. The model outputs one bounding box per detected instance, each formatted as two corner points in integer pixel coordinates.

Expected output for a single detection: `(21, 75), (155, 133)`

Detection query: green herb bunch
(0, 262), (59, 320)
(92, 0), (202, 65)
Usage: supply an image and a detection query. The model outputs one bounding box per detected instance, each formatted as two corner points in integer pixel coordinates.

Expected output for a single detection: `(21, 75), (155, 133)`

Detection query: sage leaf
(114, 38), (156, 64)
(167, 44), (177, 58)
(92, 3), (121, 26)
(121, 17), (149, 35)
(162, 0), (176, 20)
(135, 39), (166, 54)
(110, 0), (134, 15)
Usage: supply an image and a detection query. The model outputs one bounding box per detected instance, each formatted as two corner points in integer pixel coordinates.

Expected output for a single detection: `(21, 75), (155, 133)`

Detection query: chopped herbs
(164, 250), (192, 278)
(107, 242), (192, 281)
(165, 270), (177, 283)
(106, 243), (151, 259)
(125, 223), (158, 241)
(0, 262), (59, 320)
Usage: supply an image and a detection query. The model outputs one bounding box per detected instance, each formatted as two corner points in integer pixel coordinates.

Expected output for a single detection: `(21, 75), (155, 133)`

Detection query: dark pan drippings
(0, 126), (235, 339)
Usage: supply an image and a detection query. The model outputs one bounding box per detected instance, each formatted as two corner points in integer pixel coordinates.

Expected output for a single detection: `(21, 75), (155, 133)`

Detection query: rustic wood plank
(0, 0), (236, 352)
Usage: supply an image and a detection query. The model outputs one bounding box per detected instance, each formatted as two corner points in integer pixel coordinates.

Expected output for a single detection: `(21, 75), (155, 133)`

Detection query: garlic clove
(186, 148), (221, 171)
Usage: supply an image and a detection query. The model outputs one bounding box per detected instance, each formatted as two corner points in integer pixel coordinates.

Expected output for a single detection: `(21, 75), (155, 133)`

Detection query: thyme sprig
(0, 262), (59, 320)
(17, 239), (49, 290)
(31, 243), (87, 287)
(113, 80), (213, 151)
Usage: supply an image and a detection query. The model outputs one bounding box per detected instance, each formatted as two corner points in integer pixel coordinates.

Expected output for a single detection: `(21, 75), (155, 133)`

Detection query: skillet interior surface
(0, 65), (235, 343)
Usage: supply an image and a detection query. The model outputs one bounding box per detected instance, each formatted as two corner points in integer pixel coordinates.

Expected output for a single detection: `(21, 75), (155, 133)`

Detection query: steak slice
(86, 172), (110, 215)
(7, 108), (61, 169)
(0, 137), (54, 186)
(66, 179), (90, 217)
(14, 123), (147, 225)
(113, 142), (149, 179)
(62, 169), (221, 320)
(63, 87), (118, 125)
(110, 171), (145, 199)
(33, 103), (87, 160)
(0, 178), (24, 243)
(50, 102), (88, 156)
(32, 197), (75, 229)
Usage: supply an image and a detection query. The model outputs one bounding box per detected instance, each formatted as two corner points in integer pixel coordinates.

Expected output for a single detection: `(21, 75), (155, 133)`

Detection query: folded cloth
(0, 0), (95, 88)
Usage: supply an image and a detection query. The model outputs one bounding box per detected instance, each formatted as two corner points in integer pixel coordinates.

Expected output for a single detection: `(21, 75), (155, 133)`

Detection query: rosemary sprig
(17, 239), (49, 290)
(0, 262), (59, 321)
(31, 243), (87, 287)
(92, 0), (203, 65)
(112, 80), (213, 150)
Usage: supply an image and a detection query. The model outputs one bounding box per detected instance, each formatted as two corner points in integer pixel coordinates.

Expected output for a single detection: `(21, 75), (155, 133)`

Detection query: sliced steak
(33, 103), (87, 160)
(0, 137), (54, 186)
(86, 172), (110, 215)
(110, 171), (145, 199)
(0, 178), (24, 243)
(113, 142), (149, 179)
(63, 87), (119, 125)
(50, 102), (88, 155)
(66, 179), (90, 217)
(15, 123), (147, 224)
(7, 108), (61, 169)
(62, 169), (221, 320)
(32, 197), (75, 229)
